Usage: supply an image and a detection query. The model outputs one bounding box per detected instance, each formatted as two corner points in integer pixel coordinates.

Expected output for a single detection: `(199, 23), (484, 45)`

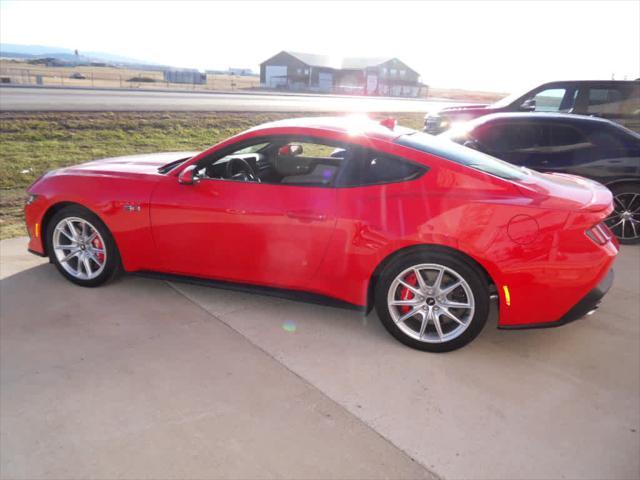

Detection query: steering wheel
(226, 157), (260, 183)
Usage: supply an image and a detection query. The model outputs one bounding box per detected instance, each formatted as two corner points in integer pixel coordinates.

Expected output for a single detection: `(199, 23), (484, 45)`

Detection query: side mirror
(178, 165), (199, 185)
(521, 98), (536, 111)
(463, 139), (480, 151)
(278, 144), (303, 156)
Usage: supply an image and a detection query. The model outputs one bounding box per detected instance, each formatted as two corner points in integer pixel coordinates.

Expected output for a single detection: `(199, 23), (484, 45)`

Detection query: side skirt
(133, 271), (367, 312)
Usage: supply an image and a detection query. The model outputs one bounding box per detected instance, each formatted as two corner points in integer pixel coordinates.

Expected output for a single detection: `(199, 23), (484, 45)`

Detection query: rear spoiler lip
(514, 172), (613, 214)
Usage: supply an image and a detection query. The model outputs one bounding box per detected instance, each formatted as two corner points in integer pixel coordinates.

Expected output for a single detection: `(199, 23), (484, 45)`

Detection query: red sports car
(24, 116), (618, 352)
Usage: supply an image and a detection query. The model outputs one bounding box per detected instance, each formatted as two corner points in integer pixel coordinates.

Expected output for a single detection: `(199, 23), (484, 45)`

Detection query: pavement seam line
(164, 280), (443, 480)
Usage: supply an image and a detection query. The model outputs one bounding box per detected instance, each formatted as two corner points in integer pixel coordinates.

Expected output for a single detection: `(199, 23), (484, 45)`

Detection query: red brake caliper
(399, 273), (417, 313)
(92, 236), (104, 263)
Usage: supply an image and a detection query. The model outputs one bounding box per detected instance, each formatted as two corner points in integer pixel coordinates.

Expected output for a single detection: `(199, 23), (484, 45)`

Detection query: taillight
(585, 223), (612, 245)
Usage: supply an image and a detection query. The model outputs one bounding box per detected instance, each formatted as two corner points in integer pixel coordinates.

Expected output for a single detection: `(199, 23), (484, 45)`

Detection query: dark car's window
(475, 122), (590, 153)
(337, 149), (426, 187)
(588, 122), (640, 148)
(587, 85), (639, 116)
(548, 124), (589, 147)
(397, 132), (529, 181)
(527, 88), (576, 112)
(473, 123), (546, 152)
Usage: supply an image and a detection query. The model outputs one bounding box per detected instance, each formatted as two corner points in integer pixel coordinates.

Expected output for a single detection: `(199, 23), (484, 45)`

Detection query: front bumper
(499, 268), (614, 330)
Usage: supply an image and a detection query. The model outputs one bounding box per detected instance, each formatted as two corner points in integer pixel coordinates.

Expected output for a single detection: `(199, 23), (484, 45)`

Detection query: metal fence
(0, 65), (261, 92)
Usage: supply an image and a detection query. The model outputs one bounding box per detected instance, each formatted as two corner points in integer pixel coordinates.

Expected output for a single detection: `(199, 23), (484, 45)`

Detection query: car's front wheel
(606, 183), (640, 245)
(46, 205), (121, 287)
(375, 250), (490, 352)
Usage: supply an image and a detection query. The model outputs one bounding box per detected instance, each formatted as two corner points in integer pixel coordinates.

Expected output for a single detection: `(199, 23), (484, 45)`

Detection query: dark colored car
(425, 80), (640, 134)
(442, 113), (640, 244)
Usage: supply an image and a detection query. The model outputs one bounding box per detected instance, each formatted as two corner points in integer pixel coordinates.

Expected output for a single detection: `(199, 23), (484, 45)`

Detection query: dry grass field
(0, 111), (425, 239)
(0, 59), (260, 91)
(0, 59), (505, 102)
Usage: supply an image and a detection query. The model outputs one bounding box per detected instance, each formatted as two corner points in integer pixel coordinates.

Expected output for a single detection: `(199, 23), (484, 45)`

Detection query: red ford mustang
(24, 116), (618, 352)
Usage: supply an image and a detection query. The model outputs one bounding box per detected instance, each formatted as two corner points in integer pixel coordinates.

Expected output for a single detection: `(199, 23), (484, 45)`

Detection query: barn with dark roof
(259, 51), (422, 97)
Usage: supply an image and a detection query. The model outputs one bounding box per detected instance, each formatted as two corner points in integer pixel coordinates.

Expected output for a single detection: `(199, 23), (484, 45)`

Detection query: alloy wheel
(606, 192), (640, 241)
(52, 217), (107, 280)
(387, 263), (475, 343)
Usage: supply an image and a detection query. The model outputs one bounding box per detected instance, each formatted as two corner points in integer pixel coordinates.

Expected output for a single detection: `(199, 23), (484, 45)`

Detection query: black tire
(46, 205), (122, 287)
(374, 249), (490, 352)
(606, 183), (640, 245)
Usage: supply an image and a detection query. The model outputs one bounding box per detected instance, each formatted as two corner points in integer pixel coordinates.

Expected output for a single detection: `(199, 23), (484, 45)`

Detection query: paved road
(1, 237), (639, 479)
(0, 86), (457, 112)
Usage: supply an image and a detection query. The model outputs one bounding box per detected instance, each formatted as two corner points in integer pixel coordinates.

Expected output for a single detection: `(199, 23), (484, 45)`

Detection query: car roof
(469, 112), (617, 127)
(247, 116), (414, 141)
(536, 80), (639, 86)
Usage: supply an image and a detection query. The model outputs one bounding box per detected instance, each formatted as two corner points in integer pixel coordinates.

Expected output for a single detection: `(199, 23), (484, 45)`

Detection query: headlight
(25, 194), (39, 205)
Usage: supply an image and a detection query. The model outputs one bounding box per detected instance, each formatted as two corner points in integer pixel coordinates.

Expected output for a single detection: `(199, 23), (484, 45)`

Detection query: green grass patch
(0, 111), (424, 239)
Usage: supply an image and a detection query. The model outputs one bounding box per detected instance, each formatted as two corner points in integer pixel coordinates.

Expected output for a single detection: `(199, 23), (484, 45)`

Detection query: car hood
(65, 151), (198, 175)
(439, 104), (491, 113)
(516, 171), (613, 213)
(429, 104), (492, 116)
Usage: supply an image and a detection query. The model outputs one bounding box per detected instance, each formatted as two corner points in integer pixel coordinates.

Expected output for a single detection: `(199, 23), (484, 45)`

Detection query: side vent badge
(123, 204), (141, 213)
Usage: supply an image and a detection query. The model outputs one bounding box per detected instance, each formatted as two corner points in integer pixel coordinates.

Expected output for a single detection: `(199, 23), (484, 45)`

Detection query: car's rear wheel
(46, 206), (121, 287)
(375, 250), (490, 352)
(606, 183), (640, 245)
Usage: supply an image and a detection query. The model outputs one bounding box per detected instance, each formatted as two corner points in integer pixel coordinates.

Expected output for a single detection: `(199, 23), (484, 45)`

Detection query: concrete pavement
(0, 237), (431, 479)
(1, 236), (639, 479)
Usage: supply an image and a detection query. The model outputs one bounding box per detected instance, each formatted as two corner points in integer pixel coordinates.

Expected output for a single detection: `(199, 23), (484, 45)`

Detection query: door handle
(286, 210), (327, 222)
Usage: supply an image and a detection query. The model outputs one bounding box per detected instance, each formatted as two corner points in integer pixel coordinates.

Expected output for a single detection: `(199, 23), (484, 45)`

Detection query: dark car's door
(566, 124), (640, 184)
(472, 119), (640, 184)
(517, 123), (595, 174)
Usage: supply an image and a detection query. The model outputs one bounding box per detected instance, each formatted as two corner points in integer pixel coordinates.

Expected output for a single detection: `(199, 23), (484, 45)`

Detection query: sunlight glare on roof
(344, 114), (372, 136)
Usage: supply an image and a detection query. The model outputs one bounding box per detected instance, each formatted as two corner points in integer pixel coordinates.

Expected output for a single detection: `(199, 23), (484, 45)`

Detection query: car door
(519, 122), (594, 173)
(149, 136), (342, 290)
(568, 123), (640, 184)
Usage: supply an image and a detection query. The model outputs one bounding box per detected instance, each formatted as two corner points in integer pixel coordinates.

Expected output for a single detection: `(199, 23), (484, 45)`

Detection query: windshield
(396, 132), (529, 181)
(157, 156), (192, 174)
(489, 84), (540, 108)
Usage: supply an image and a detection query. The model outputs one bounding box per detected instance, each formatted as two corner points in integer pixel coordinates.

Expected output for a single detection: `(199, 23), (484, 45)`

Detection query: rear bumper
(499, 268), (614, 330)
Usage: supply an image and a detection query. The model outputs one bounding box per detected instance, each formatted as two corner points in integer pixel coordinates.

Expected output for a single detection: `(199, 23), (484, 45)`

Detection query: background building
(260, 51), (422, 97)
(163, 68), (206, 84)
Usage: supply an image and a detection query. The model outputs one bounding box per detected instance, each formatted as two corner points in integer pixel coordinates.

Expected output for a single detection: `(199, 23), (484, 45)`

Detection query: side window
(529, 88), (567, 112)
(338, 149), (426, 187)
(587, 87), (632, 115)
(475, 123), (547, 152)
(473, 124), (510, 152)
(587, 124), (628, 149)
(273, 140), (344, 186)
(548, 125), (589, 147)
(197, 137), (348, 187)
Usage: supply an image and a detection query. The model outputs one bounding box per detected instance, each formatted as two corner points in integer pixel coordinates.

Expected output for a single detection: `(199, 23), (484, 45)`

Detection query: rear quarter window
(397, 131), (529, 181)
(337, 148), (426, 187)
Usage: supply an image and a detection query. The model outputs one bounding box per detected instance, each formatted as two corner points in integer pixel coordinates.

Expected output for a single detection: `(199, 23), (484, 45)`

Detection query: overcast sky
(1, 0), (638, 92)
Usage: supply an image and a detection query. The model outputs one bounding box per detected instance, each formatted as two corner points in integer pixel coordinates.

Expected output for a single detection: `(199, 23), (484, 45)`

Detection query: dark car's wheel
(46, 205), (122, 287)
(375, 250), (490, 352)
(605, 183), (640, 245)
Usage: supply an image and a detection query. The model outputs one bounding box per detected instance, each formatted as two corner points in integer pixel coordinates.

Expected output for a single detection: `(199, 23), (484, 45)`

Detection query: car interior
(195, 140), (347, 187)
